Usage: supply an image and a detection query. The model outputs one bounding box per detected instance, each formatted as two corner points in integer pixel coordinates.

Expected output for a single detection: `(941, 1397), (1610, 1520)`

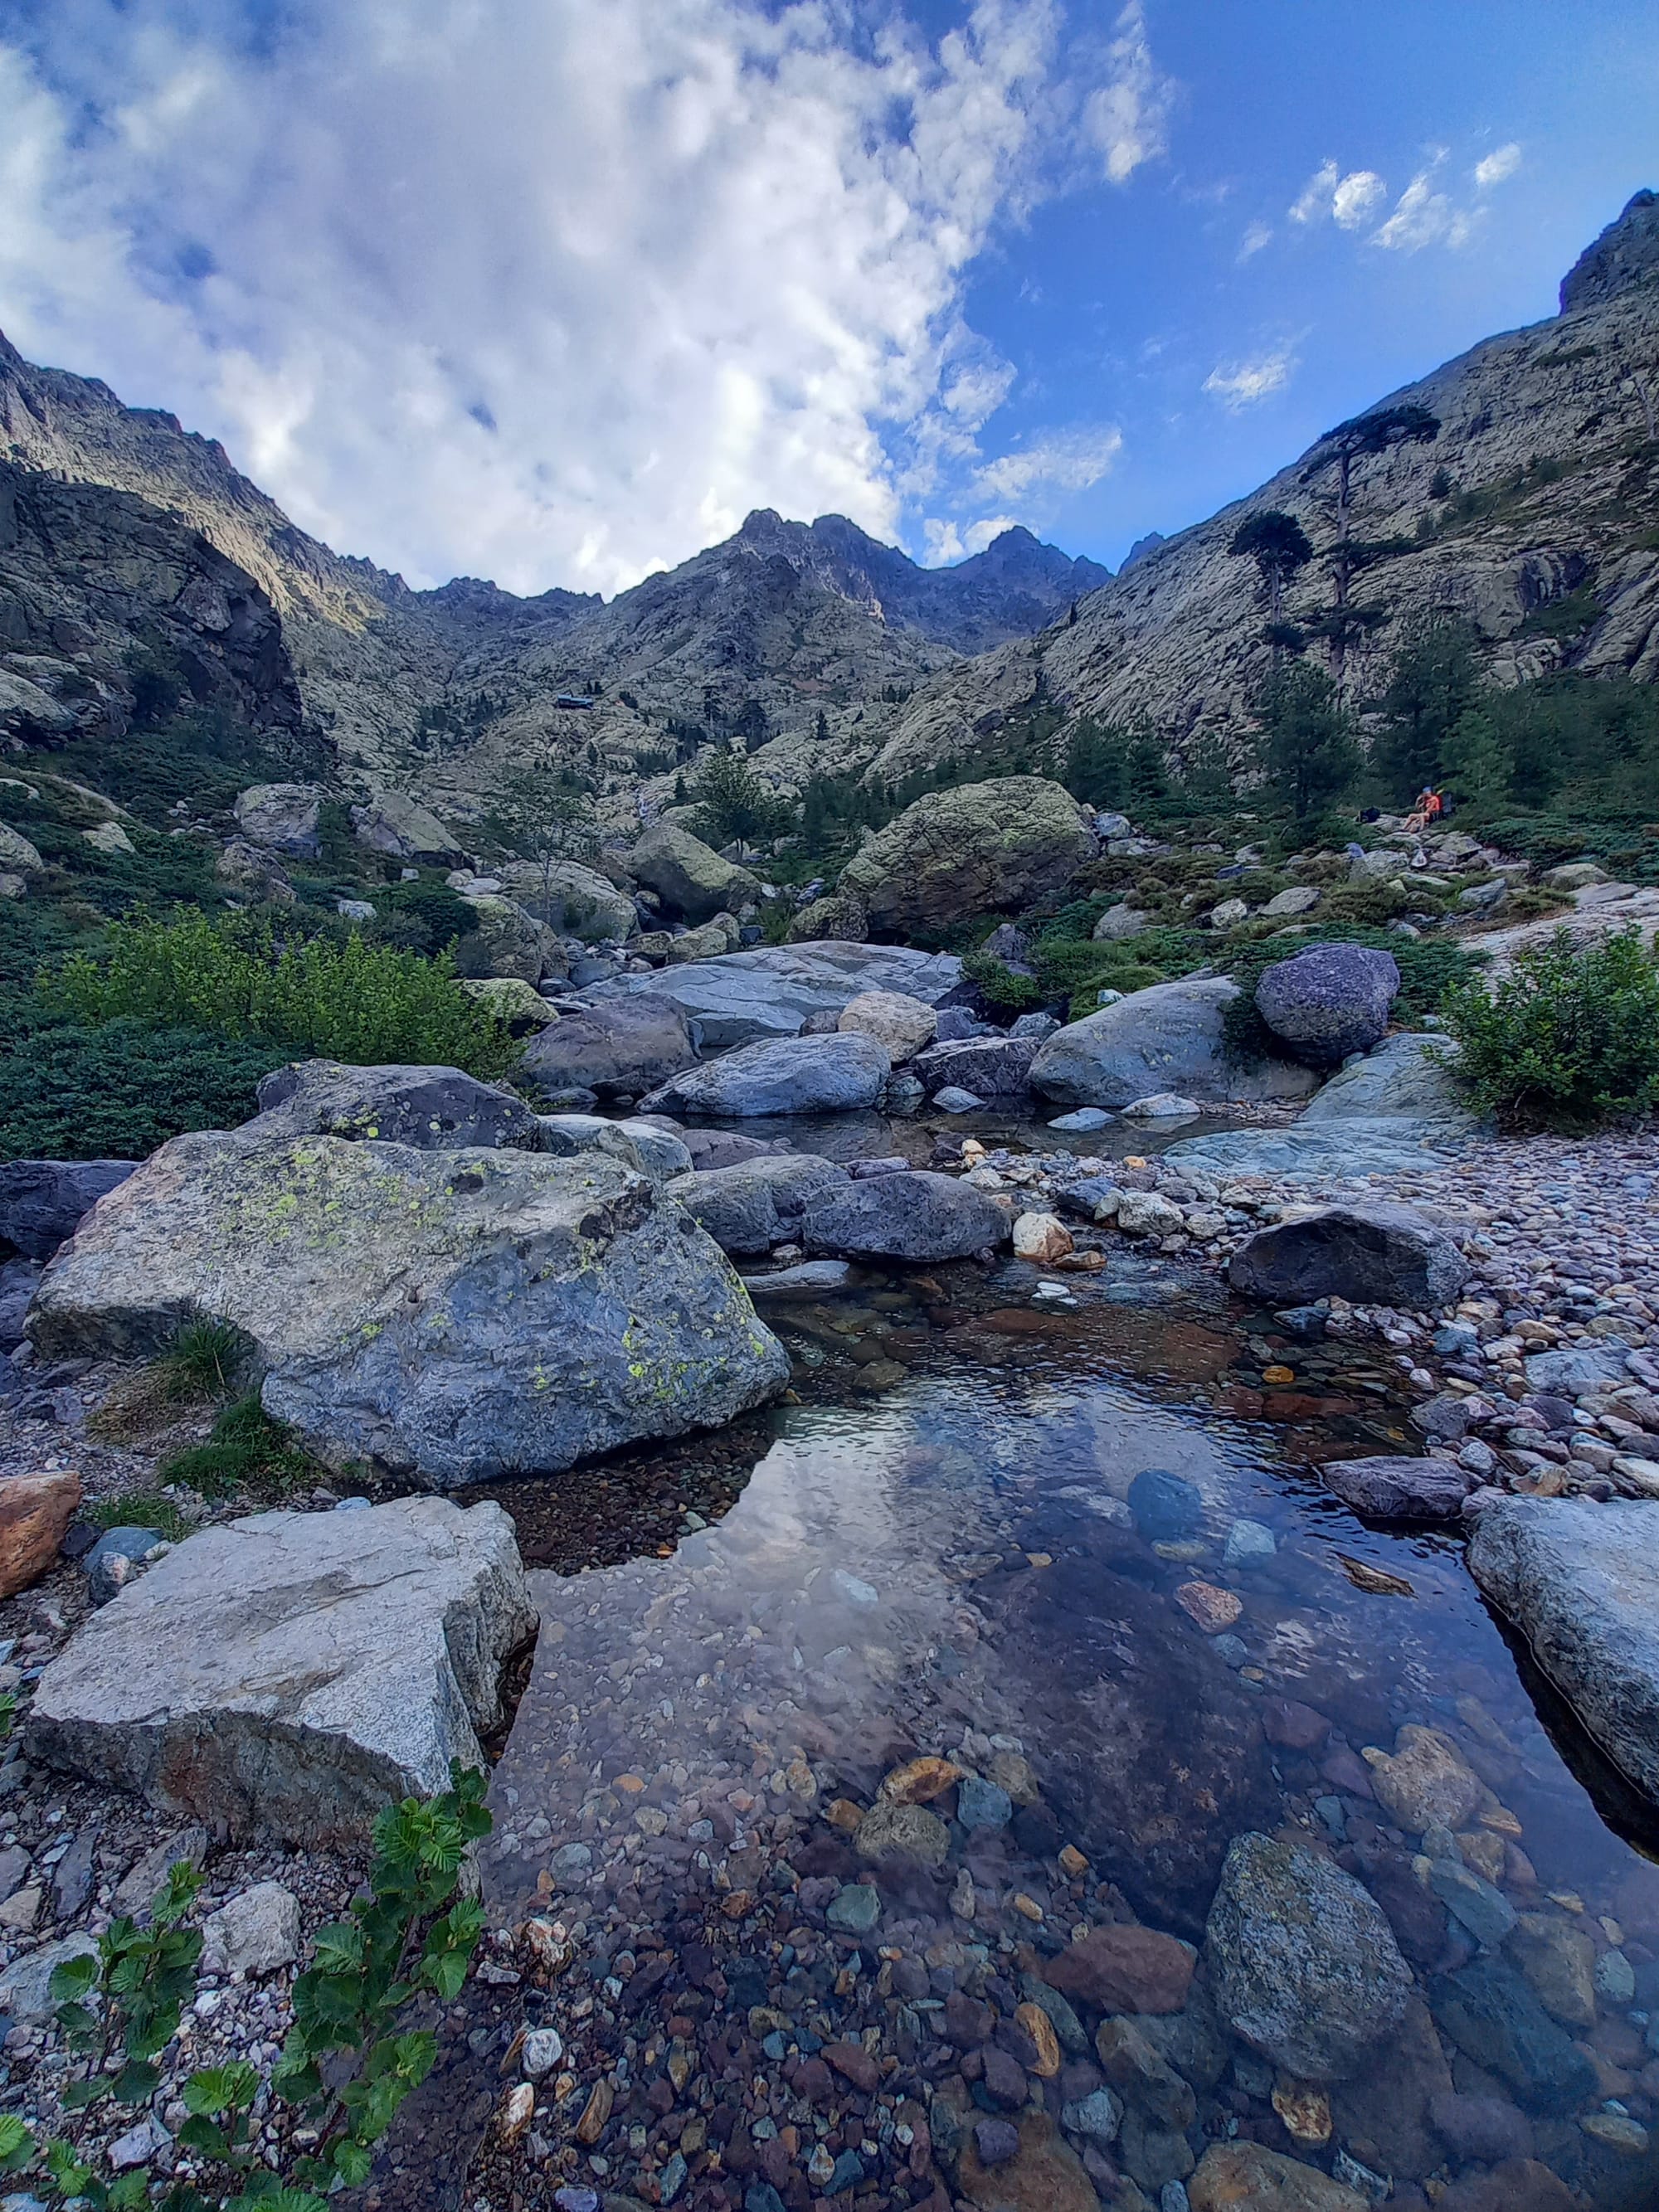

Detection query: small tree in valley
(1252, 662), (1360, 826)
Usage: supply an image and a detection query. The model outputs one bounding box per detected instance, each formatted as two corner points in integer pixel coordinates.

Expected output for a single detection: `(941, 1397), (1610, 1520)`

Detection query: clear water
(474, 1238), (1659, 2210)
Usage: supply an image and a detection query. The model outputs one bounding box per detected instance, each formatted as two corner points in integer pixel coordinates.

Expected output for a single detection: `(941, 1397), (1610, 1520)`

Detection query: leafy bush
(6, 1767), (491, 2210)
(85, 1490), (192, 1544)
(377, 879), (474, 954)
(1439, 927), (1659, 1130)
(0, 1018), (290, 1164)
(43, 912), (514, 1079)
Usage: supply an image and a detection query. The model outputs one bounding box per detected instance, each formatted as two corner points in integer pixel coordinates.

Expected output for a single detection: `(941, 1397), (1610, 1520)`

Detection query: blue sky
(2, 0), (1656, 594)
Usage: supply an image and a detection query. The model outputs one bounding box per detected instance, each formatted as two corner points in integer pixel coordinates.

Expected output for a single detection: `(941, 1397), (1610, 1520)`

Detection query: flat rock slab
(27, 1130), (788, 1488)
(645, 1032), (890, 1116)
(1468, 1498), (1659, 1806)
(1228, 1203), (1470, 1310)
(1030, 978), (1319, 1110)
(251, 1060), (542, 1150)
(803, 1172), (1009, 1262)
(1163, 1121), (1455, 1183)
(587, 943), (963, 1049)
(27, 1499), (538, 1847)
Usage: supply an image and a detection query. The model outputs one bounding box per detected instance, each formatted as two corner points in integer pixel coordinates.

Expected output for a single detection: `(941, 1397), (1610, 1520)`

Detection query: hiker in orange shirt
(1404, 785), (1444, 835)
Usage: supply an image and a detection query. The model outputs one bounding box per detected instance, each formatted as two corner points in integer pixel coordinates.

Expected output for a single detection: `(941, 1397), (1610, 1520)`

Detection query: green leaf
(331, 2137), (373, 2186)
(421, 1946), (467, 2001)
(177, 2114), (232, 2158)
(0, 2112), (33, 2171)
(61, 2073), (112, 2111)
(49, 1950), (100, 2002)
(46, 2136), (98, 2193)
(109, 2173), (153, 2209)
(183, 2060), (260, 2117)
(308, 1921), (364, 1973)
(111, 2056), (163, 2104)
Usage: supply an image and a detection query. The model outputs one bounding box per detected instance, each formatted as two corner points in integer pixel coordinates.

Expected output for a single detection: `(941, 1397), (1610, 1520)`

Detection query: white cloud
(1203, 345), (1296, 409)
(1372, 169), (1473, 252)
(1475, 142), (1521, 189)
(1237, 220), (1272, 262)
(1289, 160), (1386, 228)
(1082, 2), (1177, 186)
(923, 511), (1022, 563)
(973, 425), (1123, 500)
(0, 0), (1099, 596)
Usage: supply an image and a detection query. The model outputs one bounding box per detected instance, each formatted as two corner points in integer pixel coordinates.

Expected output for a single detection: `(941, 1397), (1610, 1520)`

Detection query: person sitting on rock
(1404, 785), (1444, 835)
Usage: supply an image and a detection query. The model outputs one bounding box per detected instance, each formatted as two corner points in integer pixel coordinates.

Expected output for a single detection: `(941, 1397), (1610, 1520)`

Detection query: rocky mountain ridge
(0, 330), (1102, 809)
(833, 191), (1659, 788)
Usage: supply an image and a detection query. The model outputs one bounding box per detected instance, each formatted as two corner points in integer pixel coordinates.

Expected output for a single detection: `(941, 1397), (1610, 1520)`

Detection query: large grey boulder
(1469, 1499), (1659, 1806)
(1319, 1455), (1474, 1522)
(667, 1155), (849, 1254)
(911, 1033), (1039, 1103)
(27, 1132), (788, 1487)
(802, 1170), (1008, 1262)
(838, 989), (937, 1063)
(1299, 1033), (1479, 1140)
(251, 1060), (542, 1150)
(645, 1033), (890, 1117)
(455, 892), (567, 987)
(835, 776), (1091, 933)
(233, 783), (324, 859)
(519, 994), (697, 1098)
(588, 943), (964, 1049)
(1029, 979), (1319, 1109)
(1228, 1204), (1471, 1310)
(0, 1159), (138, 1261)
(350, 791), (462, 865)
(1205, 1832), (1413, 2082)
(500, 859), (638, 943)
(1254, 945), (1400, 1068)
(630, 822), (761, 924)
(27, 1499), (537, 1847)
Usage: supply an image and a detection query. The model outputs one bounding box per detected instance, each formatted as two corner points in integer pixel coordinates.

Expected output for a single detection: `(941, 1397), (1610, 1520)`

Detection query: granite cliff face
(0, 330), (1100, 806)
(844, 190), (1659, 785)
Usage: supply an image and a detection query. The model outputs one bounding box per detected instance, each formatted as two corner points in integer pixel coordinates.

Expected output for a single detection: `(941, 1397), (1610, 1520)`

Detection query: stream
(388, 1117), (1659, 2212)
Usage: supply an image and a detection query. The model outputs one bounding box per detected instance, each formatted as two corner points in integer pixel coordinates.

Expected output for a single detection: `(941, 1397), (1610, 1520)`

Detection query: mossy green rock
(27, 1131), (788, 1488)
(836, 775), (1090, 933)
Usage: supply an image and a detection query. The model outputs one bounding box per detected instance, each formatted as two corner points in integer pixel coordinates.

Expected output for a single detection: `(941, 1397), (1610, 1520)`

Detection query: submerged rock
(27, 1498), (537, 1847)
(1228, 1203), (1470, 1310)
(1189, 2142), (1367, 2210)
(1468, 1498), (1659, 1806)
(27, 1130), (787, 1487)
(1427, 1954), (1597, 2115)
(1204, 1831), (1413, 2081)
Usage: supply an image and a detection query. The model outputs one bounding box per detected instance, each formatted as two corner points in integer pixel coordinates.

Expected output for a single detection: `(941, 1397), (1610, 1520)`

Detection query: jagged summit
(1560, 187), (1659, 314)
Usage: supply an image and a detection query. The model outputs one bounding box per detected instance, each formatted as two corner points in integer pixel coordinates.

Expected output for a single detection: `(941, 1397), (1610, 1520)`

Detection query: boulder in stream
(1228, 1203), (1471, 1309)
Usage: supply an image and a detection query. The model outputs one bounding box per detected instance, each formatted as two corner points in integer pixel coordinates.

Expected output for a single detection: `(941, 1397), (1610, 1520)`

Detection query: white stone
(202, 1881), (302, 1977)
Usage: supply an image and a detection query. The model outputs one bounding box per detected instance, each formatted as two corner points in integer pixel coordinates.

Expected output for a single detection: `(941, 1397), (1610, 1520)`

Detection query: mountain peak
(1560, 187), (1659, 314)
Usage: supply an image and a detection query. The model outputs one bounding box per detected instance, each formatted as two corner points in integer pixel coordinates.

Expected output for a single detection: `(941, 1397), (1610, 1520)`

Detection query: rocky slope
(0, 330), (1100, 806)
(845, 190), (1659, 784)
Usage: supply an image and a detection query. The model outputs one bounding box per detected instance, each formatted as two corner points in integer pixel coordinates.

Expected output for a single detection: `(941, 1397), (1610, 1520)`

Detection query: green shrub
(154, 1320), (249, 1404)
(85, 1490), (192, 1544)
(378, 879), (474, 953)
(961, 950), (1045, 1010)
(158, 1394), (320, 1500)
(1438, 927), (1659, 1130)
(0, 1018), (290, 1164)
(42, 912), (514, 1079)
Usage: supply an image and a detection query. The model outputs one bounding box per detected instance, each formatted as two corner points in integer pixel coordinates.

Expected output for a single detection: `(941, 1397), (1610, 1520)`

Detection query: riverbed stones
(251, 1059), (543, 1150)
(1254, 945), (1400, 1068)
(1029, 979), (1320, 1110)
(629, 823), (761, 924)
(802, 1171), (1008, 1262)
(27, 1131), (787, 1486)
(1506, 1912), (1597, 2026)
(1228, 1204), (1470, 1309)
(953, 2110), (1102, 2212)
(519, 994), (697, 1098)
(0, 1470), (81, 1598)
(1188, 2142), (1367, 2211)
(664, 1155), (848, 1254)
(836, 776), (1092, 934)
(1042, 1926), (1197, 2015)
(836, 989), (937, 1062)
(853, 1798), (950, 1868)
(1205, 1832), (1414, 2081)
(1361, 1725), (1483, 1834)
(1129, 1467), (1204, 1543)
(1427, 1955), (1597, 2114)
(643, 1033), (890, 1117)
(0, 1158), (138, 1260)
(1317, 1455), (1473, 1522)
(200, 1881), (302, 1977)
(26, 1498), (537, 1846)
(1012, 1212), (1073, 1263)
(1467, 1498), (1659, 1806)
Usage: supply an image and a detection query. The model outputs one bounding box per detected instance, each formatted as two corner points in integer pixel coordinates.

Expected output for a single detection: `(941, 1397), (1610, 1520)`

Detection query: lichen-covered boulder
(644, 1033), (890, 1117)
(499, 860), (638, 943)
(519, 995), (698, 1099)
(630, 823), (761, 924)
(26, 1498), (537, 1846)
(836, 776), (1090, 933)
(455, 892), (567, 987)
(214, 839), (295, 905)
(232, 783), (324, 859)
(1254, 944), (1400, 1068)
(350, 791), (463, 865)
(459, 977), (560, 1032)
(27, 1132), (789, 1488)
(251, 1060), (542, 1150)
(1030, 979), (1319, 1109)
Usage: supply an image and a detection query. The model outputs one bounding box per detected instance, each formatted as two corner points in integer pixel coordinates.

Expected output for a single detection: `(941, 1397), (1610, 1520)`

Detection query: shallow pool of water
(474, 1253), (1659, 2211)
